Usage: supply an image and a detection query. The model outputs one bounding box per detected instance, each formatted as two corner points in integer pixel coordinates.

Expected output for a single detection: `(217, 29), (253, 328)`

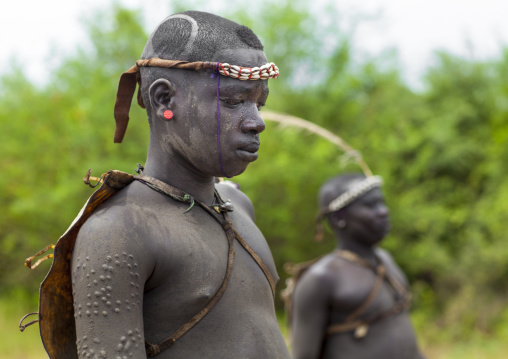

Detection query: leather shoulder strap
(134, 175), (275, 357)
(326, 250), (411, 338)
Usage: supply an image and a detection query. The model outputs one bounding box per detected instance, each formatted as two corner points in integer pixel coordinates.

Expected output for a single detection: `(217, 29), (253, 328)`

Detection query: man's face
(343, 186), (390, 246)
(167, 48), (269, 178)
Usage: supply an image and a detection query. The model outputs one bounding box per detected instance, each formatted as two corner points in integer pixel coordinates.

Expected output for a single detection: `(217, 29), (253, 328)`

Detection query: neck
(335, 232), (378, 266)
(143, 135), (216, 205)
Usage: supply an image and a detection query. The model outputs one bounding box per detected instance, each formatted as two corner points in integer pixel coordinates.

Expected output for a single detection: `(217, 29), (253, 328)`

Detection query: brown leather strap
(326, 320), (367, 335)
(326, 250), (409, 336)
(114, 59), (218, 144)
(344, 265), (386, 323)
(145, 219), (236, 357)
(233, 228), (276, 297)
(134, 175), (274, 356)
(114, 65), (140, 143)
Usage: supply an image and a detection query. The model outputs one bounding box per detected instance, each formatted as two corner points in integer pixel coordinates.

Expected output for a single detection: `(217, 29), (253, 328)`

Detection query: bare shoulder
(74, 180), (183, 275)
(215, 181), (255, 220)
(296, 254), (341, 292)
(375, 247), (395, 264)
(375, 247), (409, 285)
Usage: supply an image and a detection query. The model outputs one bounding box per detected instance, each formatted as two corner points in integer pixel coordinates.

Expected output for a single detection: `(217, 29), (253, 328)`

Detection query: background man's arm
(291, 270), (331, 359)
(71, 211), (154, 359)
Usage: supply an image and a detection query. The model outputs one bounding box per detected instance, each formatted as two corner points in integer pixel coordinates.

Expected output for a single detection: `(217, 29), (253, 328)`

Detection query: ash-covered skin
(291, 173), (426, 359)
(71, 10), (289, 359)
(73, 253), (142, 358)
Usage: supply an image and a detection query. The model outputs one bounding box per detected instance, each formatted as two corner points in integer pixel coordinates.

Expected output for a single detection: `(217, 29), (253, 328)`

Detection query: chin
(216, 162), (249, 178)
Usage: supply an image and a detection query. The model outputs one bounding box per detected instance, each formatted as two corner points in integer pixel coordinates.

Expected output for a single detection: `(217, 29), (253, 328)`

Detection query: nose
(241, 107), (265, 135)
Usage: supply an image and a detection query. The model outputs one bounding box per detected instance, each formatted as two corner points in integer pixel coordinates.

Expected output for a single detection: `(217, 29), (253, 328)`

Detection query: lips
(237, 142), (260, 162)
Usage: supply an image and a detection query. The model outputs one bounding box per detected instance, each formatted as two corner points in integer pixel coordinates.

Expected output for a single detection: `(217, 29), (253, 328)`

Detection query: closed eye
(221, 99), (243, 107)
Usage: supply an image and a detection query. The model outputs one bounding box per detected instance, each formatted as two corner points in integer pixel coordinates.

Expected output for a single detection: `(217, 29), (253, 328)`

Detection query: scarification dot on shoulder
(86, 257), (89, 261)
(94, 310), (98, 315)
(100, 275), (105, 281)
(107, 286), (112, 291)
(93, 338), (100, 344)
(91, 269), (95, 274)
(107, 256), (112, 261)
(102, 297), (107, 302)
(87, 302), (91, 307)
(102, 311), (108, 316)
(115, 261), (121, 266)
(116, 300), (121, 305)
(106, 275), (111, 280)
(86, 311), (91, 316)
(115, 308), (120, 313)
(102, 264), (108, 270)
(93, 280), (98, 285)
(95, 291), (101, 297)
(106, 301), (111, 306)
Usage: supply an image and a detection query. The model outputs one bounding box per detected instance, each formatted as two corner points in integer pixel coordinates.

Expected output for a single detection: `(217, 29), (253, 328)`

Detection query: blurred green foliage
(2, 1), (508, 350)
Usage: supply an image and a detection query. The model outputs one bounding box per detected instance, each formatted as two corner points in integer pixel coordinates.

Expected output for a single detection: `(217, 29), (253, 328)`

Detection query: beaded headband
(314, 175), (383, 242)
(113, 58), (279, 144)
(327, 175), (383, 213)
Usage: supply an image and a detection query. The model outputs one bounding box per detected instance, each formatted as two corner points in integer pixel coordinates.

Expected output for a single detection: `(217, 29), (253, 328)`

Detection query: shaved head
(139, 11), (265, 113)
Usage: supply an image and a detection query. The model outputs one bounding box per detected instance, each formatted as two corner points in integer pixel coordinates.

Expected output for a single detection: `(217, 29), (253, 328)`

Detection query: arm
(291, 269), (332, 359)
(71, 209), (155, 359)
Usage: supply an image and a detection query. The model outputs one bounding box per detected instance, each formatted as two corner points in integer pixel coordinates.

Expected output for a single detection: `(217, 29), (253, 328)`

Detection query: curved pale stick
(261, 110), (373, 177)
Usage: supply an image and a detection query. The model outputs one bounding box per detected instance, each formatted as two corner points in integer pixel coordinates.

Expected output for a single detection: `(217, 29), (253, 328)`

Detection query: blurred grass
(0, 295), (46, 359)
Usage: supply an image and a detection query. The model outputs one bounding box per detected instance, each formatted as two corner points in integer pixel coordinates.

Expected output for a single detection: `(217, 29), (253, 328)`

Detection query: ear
(148, 79), (176, 120)
(329, 209), (347, 230)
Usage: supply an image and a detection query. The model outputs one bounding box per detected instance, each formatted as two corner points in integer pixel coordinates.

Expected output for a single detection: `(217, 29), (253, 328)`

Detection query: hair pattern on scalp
(139, 11), (264, 115)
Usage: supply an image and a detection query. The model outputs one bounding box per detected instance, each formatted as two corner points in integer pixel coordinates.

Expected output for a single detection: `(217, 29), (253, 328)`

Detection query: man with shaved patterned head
(66, 11), (289, 358)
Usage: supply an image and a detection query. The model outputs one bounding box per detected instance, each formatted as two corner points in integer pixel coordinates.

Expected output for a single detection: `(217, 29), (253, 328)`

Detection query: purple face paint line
(215, 63), (231, 178)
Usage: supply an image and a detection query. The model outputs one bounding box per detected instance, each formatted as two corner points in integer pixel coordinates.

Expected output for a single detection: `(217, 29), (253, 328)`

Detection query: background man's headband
(113, 58), (279, 143)
(327, 175), (383, 214)
(314, 175), (383, 242)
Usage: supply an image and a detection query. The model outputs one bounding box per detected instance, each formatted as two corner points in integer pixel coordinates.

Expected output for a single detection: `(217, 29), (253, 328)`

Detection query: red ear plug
(163, 110), (173, 120)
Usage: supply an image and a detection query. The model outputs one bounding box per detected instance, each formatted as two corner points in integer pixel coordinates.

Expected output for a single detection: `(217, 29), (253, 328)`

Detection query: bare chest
(329, 264), (407, 323)
(141, 204), (278, 337)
